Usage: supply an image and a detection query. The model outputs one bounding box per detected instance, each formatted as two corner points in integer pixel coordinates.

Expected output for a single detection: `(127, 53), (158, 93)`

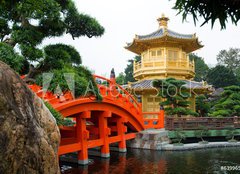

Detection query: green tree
(194, 126), (210, 143)
(0, 0), (104, 79)
(196, 95), (210, 117)
(225, 126), (239, 142)
(153, 78), (198, 117)
(173, 0), (240, 29)
(0, 0), (104, 99)
(0, 42), (24, 72)
(172, 128), (186, 145)
(35, 66), (102, 100)
(236, 67), (240, 84)
(189, 53), (209, 81)
(206, 65), (238, 88)
(0, 0), (104, 124)
(210, 86), (240, 117)
(116, 72), (126, 85)
(124, 56), (141, 83)
(217, 48), (240, 73)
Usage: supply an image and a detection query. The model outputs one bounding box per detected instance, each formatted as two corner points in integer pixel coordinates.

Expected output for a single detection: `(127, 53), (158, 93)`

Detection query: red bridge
(28, 74), (164, 165)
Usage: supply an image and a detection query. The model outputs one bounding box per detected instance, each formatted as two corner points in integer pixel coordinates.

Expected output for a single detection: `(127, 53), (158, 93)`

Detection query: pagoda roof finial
(157, 13), (169, 28)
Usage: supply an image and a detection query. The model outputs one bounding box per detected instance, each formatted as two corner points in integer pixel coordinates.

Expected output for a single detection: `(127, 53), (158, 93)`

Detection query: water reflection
(60, 148), (240, 174)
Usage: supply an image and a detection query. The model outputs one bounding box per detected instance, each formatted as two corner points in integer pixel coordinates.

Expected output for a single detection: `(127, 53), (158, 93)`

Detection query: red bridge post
(77, 111), (90, 165)
(117, 118), (127, 152)
(99, 111), (111, 158)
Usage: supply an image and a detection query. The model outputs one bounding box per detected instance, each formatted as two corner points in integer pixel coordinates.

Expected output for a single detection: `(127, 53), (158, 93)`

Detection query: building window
(146, 97), (161, 112)
(149, 49), (163, 60)
(157, 50), (162, 56)
(168, 50), (178, 60)
(147, 97), (154, 102)
(151, 51), (156, 57)
(182, 52), (186, 60)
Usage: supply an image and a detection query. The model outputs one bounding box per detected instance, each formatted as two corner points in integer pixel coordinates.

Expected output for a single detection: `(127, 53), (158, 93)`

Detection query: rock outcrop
(0, 61), (60, 174)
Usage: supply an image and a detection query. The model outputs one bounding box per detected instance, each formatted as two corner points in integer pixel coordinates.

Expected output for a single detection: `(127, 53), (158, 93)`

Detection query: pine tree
(0, 0), (104, 99)
(153, 78), (198, 117)
(211, 86), (240, 117)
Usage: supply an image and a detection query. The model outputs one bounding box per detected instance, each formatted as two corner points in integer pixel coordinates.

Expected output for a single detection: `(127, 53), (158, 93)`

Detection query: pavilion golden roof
(125, 15), (203, 54)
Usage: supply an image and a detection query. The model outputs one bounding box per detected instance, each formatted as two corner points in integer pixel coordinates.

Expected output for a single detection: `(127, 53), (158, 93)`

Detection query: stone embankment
(128, 129), (240, 151)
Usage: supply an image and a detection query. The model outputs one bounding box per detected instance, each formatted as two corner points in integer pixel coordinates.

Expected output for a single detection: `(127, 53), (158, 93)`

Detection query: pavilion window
(157, 49), (164, 60)
(147, 97), (154, 103)
(182, 52), (186, 60)
(150, 49), (163, 60)
(155, 97), (161, 103)
(168, 50), (178, 60)
(151, 50), (156, 57)
(146, 97), (162, 112)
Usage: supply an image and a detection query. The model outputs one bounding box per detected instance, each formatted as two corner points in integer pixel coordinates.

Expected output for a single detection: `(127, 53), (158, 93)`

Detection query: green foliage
(225, 126), (239, 142)
(45, 101), (75, 126)
(196, 95), (210, 117)
(20, 44), (43, 61)
(173, 0), (240, 29)
(36, 66), (102, 101)
(210, 86), (240, 117)
(189, 53), (209, 82)
(42, 44), (82, 71)
(236, 67), (240, 84)
(206, 65), (238, 88)
(124, 56), (141, 83)
(217, 48), (240, 85)
(194, 126), (210, 142)
(0, 0), (104, 74)
(64, 1), (104, 38)
(62, 118), (75, 127)
(0, 18), (10, 41)
(172, 128), (186, 145)
(217, 48), (240, 73)
(210, 110), (231, 117)
(153, 78), (198, 117)
(116, 72), (126, 85)
(0, 42), (24, 72)
(0, 0), (104, 100)
(44, 101), (64, 126)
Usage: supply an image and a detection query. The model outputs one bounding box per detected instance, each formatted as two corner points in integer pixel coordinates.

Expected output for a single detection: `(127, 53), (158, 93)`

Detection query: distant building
(125, 14), (211, 112)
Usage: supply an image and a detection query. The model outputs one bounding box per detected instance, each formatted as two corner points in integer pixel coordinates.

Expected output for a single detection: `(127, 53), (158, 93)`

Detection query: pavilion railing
(165, 117), (240, 130)
(143, 111), (164, 129)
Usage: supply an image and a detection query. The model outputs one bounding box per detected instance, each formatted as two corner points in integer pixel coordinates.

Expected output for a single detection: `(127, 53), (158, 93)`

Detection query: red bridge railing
(93, 75), (141, 109)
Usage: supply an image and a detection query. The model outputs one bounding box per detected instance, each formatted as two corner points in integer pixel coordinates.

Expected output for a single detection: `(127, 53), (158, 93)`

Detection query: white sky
(43, 0), (240, 77)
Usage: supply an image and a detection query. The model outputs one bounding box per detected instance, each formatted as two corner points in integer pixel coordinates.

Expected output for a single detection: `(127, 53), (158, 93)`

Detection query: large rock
(0, 61), (60, 174)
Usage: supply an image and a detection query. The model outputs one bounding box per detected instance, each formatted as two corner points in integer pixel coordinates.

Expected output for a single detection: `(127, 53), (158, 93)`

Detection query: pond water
(60, 147), (240, 174)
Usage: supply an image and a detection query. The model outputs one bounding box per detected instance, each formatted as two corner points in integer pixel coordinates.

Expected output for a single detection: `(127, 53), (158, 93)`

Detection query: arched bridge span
(28, 74), (164, 165)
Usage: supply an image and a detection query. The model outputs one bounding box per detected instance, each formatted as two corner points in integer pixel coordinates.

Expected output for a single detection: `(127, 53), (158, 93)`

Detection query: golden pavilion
(125, 14), (211, 112)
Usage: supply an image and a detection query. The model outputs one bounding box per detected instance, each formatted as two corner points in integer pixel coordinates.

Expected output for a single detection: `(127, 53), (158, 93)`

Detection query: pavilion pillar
(117, 118), (127, 152)
(99, 111), (111, 158)
(77, 111), (90, 165)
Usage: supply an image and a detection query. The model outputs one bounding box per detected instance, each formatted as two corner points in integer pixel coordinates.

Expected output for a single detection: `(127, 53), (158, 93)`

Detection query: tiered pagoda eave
(125, 28), (203, 55)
